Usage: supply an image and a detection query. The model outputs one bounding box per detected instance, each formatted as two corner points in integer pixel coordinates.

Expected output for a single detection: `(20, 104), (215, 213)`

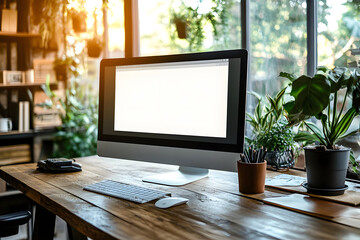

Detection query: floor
(3, 216), (68, 240)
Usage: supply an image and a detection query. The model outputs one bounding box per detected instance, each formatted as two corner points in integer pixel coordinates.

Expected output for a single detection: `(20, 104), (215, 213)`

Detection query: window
(137, 0), (241, 56)
(249, 0), (307, 96)
(318, 0), (360, 68)
(107, 0), (125, 58)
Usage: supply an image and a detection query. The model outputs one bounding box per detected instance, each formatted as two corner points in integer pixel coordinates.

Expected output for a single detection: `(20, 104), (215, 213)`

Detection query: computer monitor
(98, 50), (248, 186)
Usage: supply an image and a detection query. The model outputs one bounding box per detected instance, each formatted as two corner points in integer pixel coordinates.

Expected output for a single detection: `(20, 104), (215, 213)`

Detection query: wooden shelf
(0, 128), (57, 140)
(0, 32), (40, 39)
(0, 82), (57, 88)
(0, 130), (34, 140)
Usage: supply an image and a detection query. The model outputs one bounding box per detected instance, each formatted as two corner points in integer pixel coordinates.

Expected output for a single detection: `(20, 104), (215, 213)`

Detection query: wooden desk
(1, 156), (360, 239)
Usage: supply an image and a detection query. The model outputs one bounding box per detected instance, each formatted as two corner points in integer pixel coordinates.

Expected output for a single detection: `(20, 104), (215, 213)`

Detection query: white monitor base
(142, 166), (209, 186)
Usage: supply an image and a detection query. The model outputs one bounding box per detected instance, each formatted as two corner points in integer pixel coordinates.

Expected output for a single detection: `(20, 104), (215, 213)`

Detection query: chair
(0, 190), (33, 239)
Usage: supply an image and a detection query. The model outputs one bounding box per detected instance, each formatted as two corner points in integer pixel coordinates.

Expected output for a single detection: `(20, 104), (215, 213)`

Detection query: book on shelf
(1, 9), (17, 32)
(0, 0), (17, 33)
(18, 101), (30, 132)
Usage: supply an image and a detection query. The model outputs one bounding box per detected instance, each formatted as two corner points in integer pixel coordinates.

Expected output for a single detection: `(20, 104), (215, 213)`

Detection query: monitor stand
(142, 166), (209, 186)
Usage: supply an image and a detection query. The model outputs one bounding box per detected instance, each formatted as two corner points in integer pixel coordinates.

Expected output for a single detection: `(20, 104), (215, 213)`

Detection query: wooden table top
(1, 156), (360, 240)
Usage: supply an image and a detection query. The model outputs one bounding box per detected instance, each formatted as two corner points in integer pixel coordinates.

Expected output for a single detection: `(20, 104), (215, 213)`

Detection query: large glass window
(318, 0), (360, 158)
(107, 0), (125, 58)
(138, 0), (241, 56)
(318, 0), (360, 68)
(249, 0), (307, 96)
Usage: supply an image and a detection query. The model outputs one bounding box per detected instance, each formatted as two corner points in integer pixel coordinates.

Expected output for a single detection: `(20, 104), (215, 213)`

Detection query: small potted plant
(173, 14), (188, 39)
(281, 67), (360, 195)
(86, 37), (103, 58)
(53, 55), (80, 82)
(246, 89), (296, 170)
(69, 9), (87, 33)
(255, 123), (295, 170)
(237, 146), (267, 194)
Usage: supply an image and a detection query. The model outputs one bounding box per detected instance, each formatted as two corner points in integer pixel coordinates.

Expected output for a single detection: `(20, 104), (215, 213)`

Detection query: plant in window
(280, 67), (360, 195)
(169, 0), (234, 51)
(246, 88), (296, 170)
(87, 37), (103, 58)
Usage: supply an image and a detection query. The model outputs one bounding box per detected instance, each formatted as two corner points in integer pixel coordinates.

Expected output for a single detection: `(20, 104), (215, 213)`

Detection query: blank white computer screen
(114, 59), (229, 138)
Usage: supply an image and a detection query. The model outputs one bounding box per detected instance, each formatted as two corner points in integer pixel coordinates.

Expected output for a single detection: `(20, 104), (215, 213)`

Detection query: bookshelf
(0, 1), (57, 174)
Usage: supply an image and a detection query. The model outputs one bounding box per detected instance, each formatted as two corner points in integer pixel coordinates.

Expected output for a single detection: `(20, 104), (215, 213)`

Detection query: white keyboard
(84, 180), (171, 203)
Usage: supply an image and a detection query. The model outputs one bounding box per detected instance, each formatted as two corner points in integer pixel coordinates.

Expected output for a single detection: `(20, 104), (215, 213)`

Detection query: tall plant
(281, 67), (360, 149)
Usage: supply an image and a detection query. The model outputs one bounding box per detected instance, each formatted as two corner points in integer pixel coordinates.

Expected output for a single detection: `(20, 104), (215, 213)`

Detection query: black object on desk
(37, 158), (82, 173)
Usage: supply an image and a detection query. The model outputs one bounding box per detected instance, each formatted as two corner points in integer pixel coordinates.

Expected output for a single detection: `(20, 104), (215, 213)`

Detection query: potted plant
(281, 67), (360, 195)
(53, 55), (80, 82)
(69, 9), (87, 33)
(237, 146), (267, 194)
(169, 0), (234, 51)
(173, 16), (188, 39)
(246, 89), (296, 170)
(86, 37), (103, 58)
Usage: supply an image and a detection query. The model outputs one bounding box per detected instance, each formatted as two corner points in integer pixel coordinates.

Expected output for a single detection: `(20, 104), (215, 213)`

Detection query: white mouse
(155, 197), (188, 209)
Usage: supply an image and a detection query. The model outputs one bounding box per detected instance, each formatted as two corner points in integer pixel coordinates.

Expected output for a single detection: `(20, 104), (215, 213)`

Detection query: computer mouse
(155, 197), (188, 209)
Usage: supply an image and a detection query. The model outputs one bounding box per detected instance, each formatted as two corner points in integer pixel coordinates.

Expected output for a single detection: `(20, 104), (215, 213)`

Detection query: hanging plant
(174, 18), (188, 39)
(32, 0), (63, 51)
(69, 9), (87, 33)
(87, 37), (103, 58)
(169, 0), (234, 51)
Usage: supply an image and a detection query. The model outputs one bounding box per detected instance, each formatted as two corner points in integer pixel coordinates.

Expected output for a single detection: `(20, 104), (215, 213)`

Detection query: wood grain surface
(1, 156), (360, 240)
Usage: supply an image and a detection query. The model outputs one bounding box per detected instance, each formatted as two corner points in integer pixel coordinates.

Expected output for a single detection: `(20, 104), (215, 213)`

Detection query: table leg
(67, 223), (87, 240)
(32, 204), (56, 240)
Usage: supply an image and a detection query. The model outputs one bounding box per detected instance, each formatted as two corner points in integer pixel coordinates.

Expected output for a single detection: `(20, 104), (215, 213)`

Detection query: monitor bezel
(98, 50), (248, 153)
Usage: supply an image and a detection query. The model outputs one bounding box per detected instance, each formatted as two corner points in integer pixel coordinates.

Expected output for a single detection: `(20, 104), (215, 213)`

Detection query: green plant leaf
(279, 72), (297, 82)
(327, 67), (350, 93)
(248, 91), (262, 101)
(286, 74), (331, 124)
(317, 66), (327, 73)
(304, 121), (326, 146)
(294, 131), (319, 146)
(337, 128), (360, 143)
(332, 107), (358, 142)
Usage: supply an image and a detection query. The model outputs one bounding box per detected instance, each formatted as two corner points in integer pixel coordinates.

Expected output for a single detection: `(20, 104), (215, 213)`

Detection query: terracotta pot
(237, 161), (267, 194)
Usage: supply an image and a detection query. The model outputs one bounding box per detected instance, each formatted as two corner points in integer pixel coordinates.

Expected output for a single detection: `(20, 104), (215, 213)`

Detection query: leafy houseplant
(39, 78), (98, 159)
(281, 67), (360, 195)
(54, 55), (81, 82)
(246, 89), (296, 170)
